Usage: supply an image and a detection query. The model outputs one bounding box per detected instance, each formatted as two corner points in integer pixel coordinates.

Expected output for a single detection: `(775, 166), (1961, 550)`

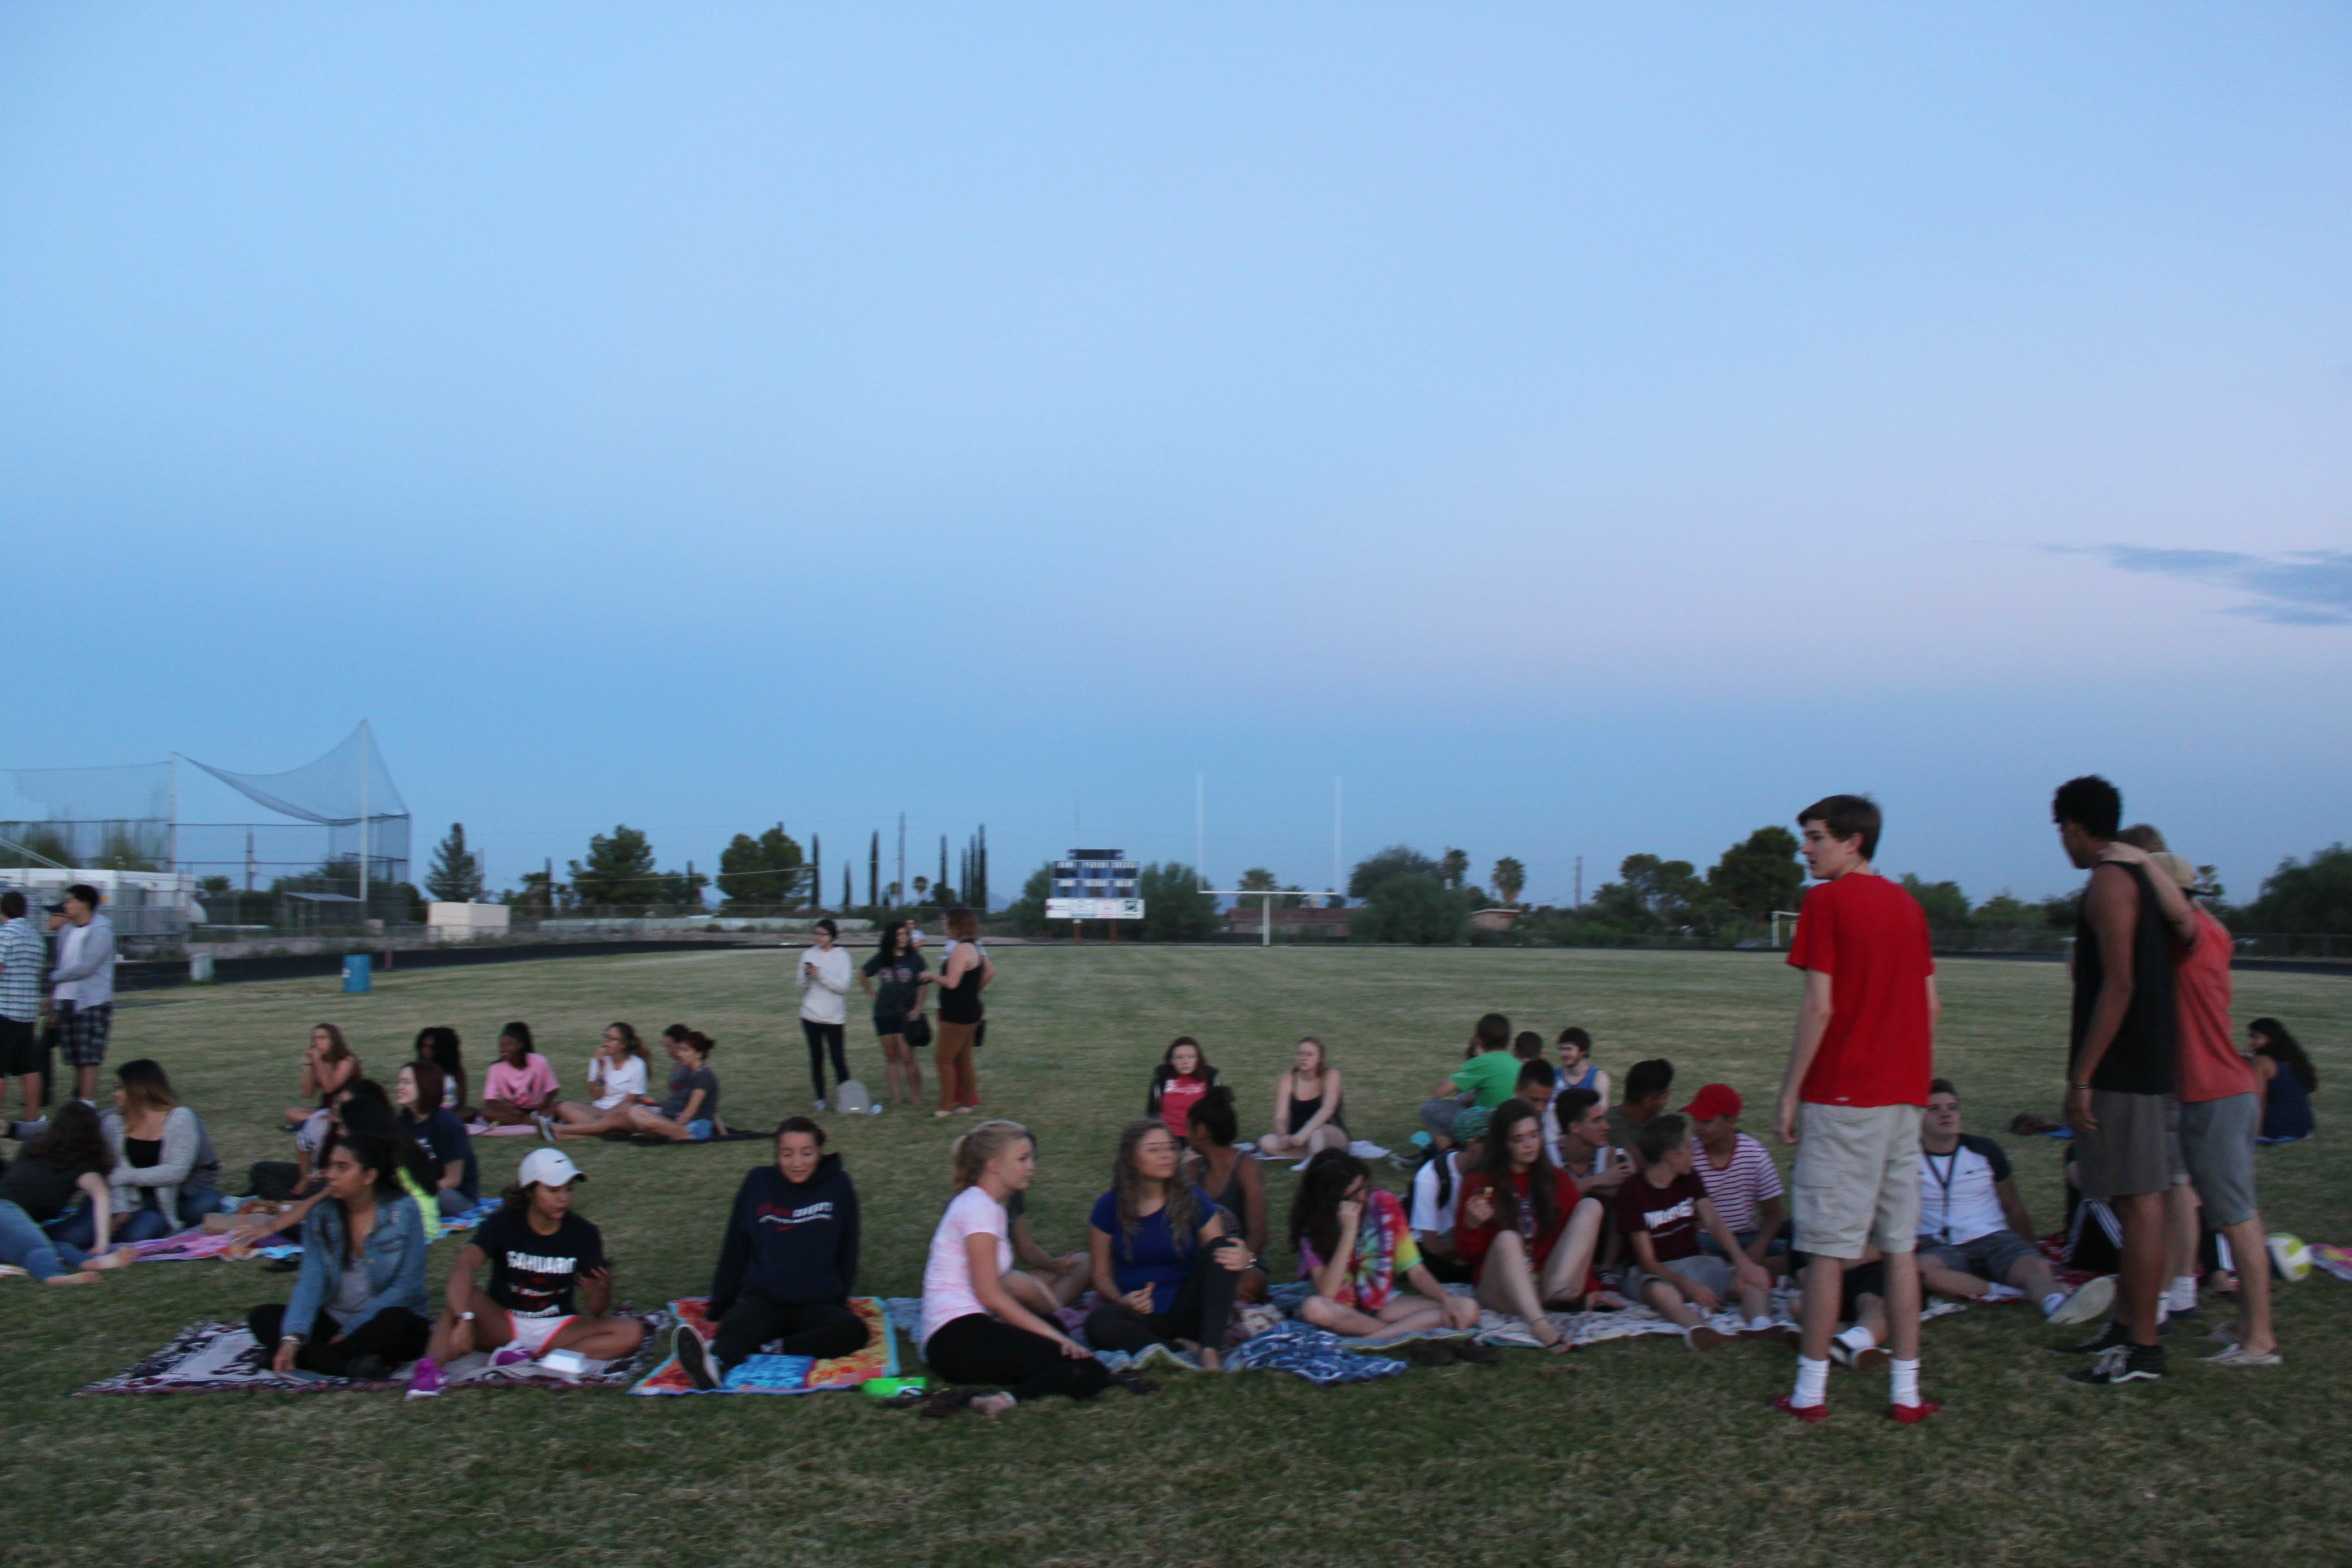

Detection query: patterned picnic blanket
(125, 1198), (503, 1263)
(631, 1296), (897, 1396)
(78, 1310), (667, 1396)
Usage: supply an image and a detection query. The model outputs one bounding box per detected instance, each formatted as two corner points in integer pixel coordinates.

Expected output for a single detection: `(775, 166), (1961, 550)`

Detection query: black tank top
(2070, 862), (2177, 1095)
(937, 945), (985, 1025)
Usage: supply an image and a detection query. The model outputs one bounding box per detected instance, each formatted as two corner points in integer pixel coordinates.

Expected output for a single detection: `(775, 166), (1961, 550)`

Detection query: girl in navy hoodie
(674, 1116), (866, 1389)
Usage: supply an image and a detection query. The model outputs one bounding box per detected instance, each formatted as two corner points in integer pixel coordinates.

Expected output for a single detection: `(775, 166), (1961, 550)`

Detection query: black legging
(1083, 1238), (1243, 1355)
(246, 1303), (432, 1375)
(712, 1289), (867, 1372)
(925, 1313), (1113, 1402)
(802, 1020), (849, 1098)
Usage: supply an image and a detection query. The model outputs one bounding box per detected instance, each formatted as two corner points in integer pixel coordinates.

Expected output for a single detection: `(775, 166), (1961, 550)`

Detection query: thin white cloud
(2063, 546), (2352, 627)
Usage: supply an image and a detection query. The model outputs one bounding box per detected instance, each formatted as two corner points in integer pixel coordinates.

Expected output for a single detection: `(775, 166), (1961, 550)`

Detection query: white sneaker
(814, 1099), (827, 1113)
(868, 1103), (886, 1116)
(2047, 1275), (2116, 1327)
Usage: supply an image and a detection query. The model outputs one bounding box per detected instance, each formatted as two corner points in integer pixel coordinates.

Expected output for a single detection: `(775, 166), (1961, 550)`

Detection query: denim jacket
(283, 1191), (429, 1341)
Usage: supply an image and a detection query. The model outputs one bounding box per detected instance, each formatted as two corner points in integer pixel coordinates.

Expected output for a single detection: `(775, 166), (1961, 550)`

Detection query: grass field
(4, 945), (2346, 1568)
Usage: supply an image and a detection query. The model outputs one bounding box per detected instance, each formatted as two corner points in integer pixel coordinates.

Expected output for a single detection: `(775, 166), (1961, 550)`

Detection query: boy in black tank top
(2052, 775), (2183, 1386)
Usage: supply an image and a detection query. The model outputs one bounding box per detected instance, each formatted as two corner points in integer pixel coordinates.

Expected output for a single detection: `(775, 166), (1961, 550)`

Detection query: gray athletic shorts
(1926, 1228), (2039, 1284)
(2075, 1090), (2179, 1200)
(2178, 1092), (2259, 1227)
(1620, 1252), (1733, 1302)
(1792, 1103), (1922, 1260)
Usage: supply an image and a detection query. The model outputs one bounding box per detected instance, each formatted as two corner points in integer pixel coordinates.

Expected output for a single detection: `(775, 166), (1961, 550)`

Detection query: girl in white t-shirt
(540, 1024), (654, 1140)
(919, 1119), (1113, 1415)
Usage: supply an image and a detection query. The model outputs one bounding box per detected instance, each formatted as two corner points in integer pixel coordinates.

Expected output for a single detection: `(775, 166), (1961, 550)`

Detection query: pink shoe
(404, 1358), (445, 1400)
(489, 1345), (535, 1369)
(1773, 1394), (1829, 1424)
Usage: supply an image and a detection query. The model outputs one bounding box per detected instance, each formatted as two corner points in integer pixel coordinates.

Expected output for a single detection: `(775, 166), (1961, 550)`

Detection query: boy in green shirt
(1420, 1013), (1517, 1146)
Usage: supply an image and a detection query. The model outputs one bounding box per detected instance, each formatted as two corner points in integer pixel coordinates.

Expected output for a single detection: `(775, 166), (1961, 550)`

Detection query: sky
(4, 2), (2348, 909)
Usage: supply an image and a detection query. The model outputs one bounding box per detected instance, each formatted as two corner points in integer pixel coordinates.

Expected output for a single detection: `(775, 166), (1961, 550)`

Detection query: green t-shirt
(1450, 1051), (1523, 1110)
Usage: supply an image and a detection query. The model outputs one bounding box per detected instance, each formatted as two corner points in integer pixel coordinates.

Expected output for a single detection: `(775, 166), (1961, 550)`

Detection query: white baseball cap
(518, 1148), (586, 1188)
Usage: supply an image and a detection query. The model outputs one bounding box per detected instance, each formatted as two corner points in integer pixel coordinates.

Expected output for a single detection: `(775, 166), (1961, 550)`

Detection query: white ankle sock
(2041, 1291), (2068, 1318)
(1835, 1323), (1877, 1353)
(1890, 1356), (1921, 1408)
(1791, 1355), (1829, 1407)
(2167, 1275), (2198, 1313)
(1981, 1283), (2024, 1302)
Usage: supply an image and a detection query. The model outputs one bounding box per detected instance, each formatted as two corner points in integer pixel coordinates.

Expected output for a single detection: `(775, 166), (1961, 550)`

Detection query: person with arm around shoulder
(1293, 1149), (1478, 1338)
(247, 1130), (431, 1378)
(0, 1100), (133, 1285)
(409, 1147), (644, 1397)
(672, 1116), (868, 1390)
(1258, 1035), (1346, 1158)
(919, 1119), (1112, 1416)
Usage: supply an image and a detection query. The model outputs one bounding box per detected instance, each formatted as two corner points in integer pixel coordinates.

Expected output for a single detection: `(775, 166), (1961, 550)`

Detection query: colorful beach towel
(631, 1296), (896, 1395)
(79, 1311), (667, 1396)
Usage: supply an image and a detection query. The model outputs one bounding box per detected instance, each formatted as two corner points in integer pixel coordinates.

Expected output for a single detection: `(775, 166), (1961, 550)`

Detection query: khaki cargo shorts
(1793, 1102), (1922, 1260)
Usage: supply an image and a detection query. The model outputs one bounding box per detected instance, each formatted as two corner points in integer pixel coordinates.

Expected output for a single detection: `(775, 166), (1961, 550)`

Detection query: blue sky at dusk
(5, 3), (2347, 907)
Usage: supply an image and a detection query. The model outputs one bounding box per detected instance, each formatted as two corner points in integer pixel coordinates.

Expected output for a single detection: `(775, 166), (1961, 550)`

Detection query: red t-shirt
(1615, 1168), (1708, 1265)
(1786, 873), (1935, 1108)
(1453, 1165), (1582, 1277)
(1156, 1074), (1211, 1140)
(2175, 908), (2254, 1104)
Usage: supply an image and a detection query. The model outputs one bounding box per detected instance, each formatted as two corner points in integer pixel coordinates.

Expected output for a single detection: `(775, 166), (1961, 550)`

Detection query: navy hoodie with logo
(710, 1151), (861, 1316)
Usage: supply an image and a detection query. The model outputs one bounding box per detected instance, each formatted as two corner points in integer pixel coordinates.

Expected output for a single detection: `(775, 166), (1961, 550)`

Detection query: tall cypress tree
(810, 832), (821, 913)
(868, 831), (880, 908)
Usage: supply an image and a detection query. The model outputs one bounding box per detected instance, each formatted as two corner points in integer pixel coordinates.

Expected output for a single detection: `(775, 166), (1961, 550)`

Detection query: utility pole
(1575, 855), (1584, 907)
(896, 812), (906, 911)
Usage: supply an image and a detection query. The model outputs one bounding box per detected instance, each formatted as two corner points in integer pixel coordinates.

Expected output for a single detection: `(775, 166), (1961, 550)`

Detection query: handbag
(902, 1013), (933, 1049)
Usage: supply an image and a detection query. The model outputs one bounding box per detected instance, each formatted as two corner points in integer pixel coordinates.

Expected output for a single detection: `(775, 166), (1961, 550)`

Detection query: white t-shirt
(797, 945), (853, 1025)
(1408, 1150), (1464, 1235)
(589, 1054), (649, 1111)
(921, 1185), (1012, 1351)
(1918, 1135), (2012, 1246)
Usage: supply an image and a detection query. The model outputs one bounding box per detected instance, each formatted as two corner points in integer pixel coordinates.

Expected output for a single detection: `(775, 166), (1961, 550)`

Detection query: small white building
(427, 902), (512, 942)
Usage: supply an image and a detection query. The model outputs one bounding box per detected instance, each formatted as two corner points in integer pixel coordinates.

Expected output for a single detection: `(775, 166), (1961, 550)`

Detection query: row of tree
(414, 819), (995, 916)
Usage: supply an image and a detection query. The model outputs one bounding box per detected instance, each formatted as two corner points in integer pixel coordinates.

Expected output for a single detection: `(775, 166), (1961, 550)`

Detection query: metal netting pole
(358, 723), (371, 915)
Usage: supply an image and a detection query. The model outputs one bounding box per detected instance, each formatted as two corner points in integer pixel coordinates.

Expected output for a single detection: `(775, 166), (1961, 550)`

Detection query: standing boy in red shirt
(1774, 794), (1938, 1423)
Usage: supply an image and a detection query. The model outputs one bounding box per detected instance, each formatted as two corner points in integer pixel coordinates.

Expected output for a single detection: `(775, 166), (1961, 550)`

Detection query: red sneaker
(1773, 1394), (1829, 1423)
(1888, 1399), (1942, 1425)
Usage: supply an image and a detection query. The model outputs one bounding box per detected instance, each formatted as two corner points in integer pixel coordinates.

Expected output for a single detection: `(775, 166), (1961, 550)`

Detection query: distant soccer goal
(1769, 909), (1803, 947)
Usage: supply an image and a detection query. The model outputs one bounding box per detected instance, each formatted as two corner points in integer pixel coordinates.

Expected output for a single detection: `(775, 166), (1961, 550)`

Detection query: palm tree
(1440, 848), (1470, 889)
(1490, 857), (1526, 907)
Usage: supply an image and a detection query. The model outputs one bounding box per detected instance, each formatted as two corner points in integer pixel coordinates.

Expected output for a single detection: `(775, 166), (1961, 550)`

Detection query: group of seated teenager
(536, 1022), (723, 1144)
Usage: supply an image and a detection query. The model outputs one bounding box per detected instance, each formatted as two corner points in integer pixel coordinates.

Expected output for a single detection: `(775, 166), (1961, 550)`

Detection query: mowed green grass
(4, 946), (2347, 1568)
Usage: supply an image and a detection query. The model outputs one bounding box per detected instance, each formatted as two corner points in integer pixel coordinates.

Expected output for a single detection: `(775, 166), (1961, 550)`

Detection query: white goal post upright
(1198, 887), (1346, 946)
(1191, 771), (1346, 945)
(1770, 909), (1803, 947)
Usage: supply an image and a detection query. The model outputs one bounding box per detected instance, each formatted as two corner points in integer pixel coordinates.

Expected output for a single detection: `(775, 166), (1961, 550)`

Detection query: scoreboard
(1046, 849), (1142, 921)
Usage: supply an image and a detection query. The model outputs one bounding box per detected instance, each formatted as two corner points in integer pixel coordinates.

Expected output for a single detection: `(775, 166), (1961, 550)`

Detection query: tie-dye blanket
(630, 1296), (897, 1395)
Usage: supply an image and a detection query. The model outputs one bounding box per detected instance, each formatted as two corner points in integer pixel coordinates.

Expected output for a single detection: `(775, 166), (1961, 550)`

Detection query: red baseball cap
(1682, 1083), (1742, 1121)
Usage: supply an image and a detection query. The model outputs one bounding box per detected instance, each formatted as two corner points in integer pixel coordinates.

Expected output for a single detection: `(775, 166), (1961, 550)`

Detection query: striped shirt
(1689, 1131), (1784, 1234)
(0, 916), (42, 1021)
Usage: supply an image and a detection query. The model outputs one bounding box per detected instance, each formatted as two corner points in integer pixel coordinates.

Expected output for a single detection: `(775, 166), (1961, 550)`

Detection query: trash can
(189, 952), (215, 984)
(342, 953), (373, 994)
